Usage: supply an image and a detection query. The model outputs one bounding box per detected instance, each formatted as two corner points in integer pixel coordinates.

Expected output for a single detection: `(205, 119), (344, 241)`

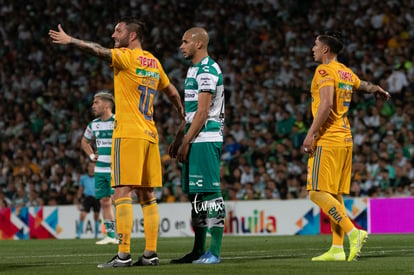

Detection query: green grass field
(1, 234), (413, 275)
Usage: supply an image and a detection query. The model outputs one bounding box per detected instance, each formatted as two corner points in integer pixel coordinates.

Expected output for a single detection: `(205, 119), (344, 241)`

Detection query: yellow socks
(142, 199), (159, 252)
(115, 197), (133, 255)
(309, 191), (354, 233)
(331, 220), (344, 246)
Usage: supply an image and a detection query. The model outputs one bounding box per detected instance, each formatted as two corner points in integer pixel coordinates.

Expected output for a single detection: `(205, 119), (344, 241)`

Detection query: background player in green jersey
(81, 91), (117, 245)
(170, 27), (225, 264)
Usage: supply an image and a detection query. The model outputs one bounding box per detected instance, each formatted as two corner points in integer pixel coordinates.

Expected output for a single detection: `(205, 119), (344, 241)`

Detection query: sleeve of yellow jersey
(316, 64), (335, 90)
(352, 71), (361, 90)
(156, 58), (170, 91)
(110, 48), (131, 70)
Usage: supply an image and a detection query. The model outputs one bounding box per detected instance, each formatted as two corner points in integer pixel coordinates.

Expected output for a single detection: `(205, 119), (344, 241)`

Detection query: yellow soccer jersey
(310, 61), (361, 146)
(110, 48), (170, 142)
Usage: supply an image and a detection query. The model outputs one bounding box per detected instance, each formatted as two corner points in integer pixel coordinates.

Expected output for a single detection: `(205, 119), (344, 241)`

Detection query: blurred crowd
(1, 0), (414, 209)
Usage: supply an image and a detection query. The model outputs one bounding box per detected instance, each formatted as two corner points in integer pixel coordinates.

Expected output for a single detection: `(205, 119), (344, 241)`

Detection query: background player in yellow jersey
(49, 18), (184, 268)
(303, 31), (390, 262)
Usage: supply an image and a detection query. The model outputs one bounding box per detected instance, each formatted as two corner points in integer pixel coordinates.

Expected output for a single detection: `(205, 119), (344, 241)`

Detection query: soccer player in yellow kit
(303, 31), (390, 262)
(49, 18), (184, 268)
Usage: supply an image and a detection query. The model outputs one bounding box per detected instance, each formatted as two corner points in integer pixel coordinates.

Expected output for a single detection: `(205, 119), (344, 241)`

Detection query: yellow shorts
(111, 138), (162, 188)
(306, 145), (352, 195)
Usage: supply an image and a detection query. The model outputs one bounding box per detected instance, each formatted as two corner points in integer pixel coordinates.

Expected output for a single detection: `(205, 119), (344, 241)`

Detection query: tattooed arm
(358, 80), (391, 101)
(49, 24), (112, 63)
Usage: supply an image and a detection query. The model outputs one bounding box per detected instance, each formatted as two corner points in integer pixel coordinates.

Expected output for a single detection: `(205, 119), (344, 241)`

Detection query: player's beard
(182, 50), (193, 60)
(115, 36), (129, 48)
(93, 108), (103, 118)
(183, 46), (197, 61)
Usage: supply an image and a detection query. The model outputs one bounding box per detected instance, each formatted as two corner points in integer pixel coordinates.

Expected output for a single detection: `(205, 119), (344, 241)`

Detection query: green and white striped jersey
(184, 56), (224, 143)
(83, 114), (114, 174)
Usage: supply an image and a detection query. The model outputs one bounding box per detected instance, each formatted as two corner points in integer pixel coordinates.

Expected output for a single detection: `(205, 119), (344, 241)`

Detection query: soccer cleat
(132, 253), (159, 266)
(312, 248), (346, 261)
(348, 229), (368, 262)
(97, 255), (132, 268)
(192, 251), (221, 264)
(96, 236), (118, 245)
(170, 252), (203, 264)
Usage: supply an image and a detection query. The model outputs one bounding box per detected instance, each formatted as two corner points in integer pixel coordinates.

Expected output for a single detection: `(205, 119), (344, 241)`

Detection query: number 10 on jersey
(138, 85), (155, 121)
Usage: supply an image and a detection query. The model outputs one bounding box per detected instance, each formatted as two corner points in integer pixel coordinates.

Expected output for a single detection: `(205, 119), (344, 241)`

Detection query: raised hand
(49, 24), (72, 45)
(374, 86), (391, 101)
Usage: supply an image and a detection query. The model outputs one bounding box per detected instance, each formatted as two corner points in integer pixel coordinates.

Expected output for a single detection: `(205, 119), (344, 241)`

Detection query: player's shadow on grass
(0, 264), (45, 272)
(222, 254), (308, 263)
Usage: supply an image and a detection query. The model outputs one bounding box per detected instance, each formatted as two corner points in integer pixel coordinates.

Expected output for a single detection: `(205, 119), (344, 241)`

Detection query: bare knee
(136, 187), (155, 203)
(113, 186), (132, 200)
(100, 197), (112, 208)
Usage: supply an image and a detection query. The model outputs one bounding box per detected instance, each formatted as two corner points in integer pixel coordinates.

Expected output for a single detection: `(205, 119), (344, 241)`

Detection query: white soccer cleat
(96, 236), (119, 245)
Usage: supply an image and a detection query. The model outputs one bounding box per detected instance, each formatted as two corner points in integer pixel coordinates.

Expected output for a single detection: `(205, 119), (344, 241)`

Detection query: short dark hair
(318, 31), (344, 54)
(119, 17), (145, 44)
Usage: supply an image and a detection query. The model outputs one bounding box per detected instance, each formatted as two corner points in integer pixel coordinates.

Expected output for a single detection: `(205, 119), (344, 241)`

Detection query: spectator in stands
(386, 64), (409, 99)
(222, 134), (241, 162)
(410, 183), (414, 196)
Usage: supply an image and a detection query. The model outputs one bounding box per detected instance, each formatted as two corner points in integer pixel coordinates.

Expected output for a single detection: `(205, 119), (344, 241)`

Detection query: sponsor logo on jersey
(338, 82), (353, 91)
(189, 179), (203, 187)
(136, 68), (160, 79)
(185, 79), (197, 88)
(318, 69), (327, 76)
(338, 70), (353, 81)
(96, 139), (112, 147)
(138, 56), (158, 69)
(200, 77), (212, 88)
(185, 92), (196, 98)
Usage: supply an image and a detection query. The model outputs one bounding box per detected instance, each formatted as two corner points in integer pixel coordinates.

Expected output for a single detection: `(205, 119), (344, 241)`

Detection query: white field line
(1, 247), (413, 262)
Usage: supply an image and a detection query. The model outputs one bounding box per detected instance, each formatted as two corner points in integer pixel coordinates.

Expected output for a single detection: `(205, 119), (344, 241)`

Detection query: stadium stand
(1, 0), (414, 207)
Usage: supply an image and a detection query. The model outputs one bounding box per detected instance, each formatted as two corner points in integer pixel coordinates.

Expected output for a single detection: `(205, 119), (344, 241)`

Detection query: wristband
(89, 153), (96, 161)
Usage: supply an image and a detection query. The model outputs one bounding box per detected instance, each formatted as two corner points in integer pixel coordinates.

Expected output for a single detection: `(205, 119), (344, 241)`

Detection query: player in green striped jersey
(81, 91), (117, 245)
(170, 27), (225, 264)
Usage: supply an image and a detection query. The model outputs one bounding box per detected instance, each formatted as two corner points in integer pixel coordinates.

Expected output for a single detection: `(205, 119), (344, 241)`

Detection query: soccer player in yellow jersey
(49, 18), (184, 268)
(303, 31), (390, 262)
